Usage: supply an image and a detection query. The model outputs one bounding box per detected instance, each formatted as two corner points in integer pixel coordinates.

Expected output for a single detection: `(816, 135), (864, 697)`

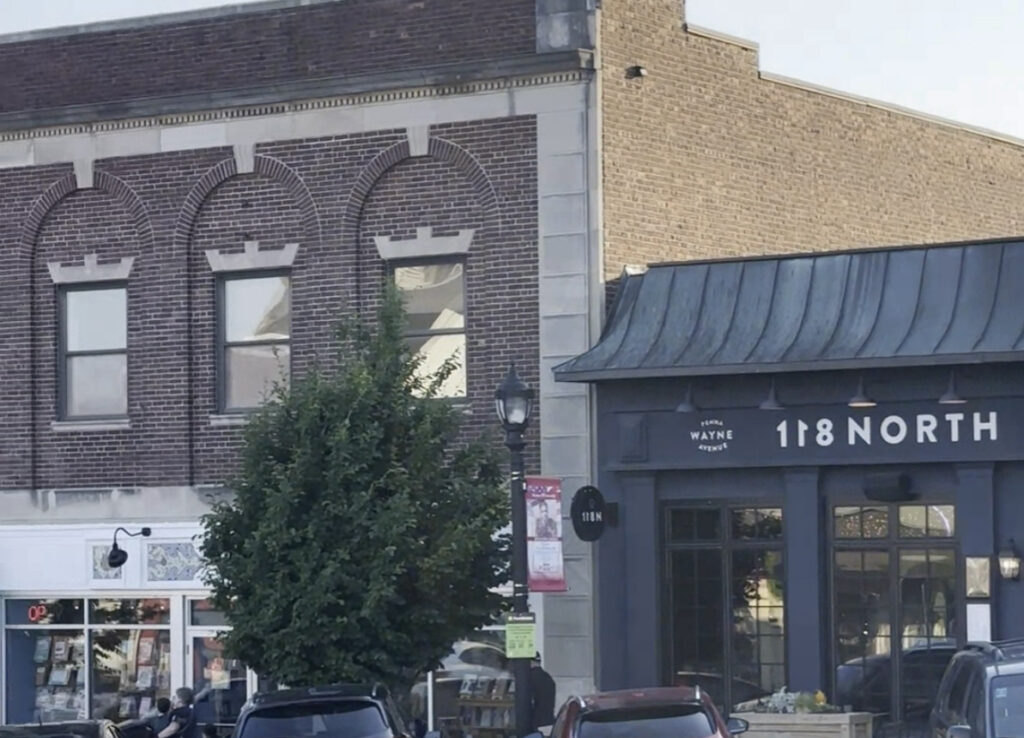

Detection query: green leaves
(200, 284), (510, 689)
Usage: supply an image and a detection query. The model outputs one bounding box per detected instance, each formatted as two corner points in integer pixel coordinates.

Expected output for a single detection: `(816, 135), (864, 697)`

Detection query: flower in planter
(749, 686), (842, 714)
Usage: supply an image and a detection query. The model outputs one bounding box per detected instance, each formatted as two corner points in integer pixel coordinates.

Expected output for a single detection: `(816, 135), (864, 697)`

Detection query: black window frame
(216, 269), (292, 413)
(660, 501), (788, 715)
(57, 281), (129, 421)
(389, 255), (468, 400)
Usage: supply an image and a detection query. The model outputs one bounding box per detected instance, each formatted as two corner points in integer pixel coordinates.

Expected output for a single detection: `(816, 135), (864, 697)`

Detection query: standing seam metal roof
(554, 238), (1024, 382)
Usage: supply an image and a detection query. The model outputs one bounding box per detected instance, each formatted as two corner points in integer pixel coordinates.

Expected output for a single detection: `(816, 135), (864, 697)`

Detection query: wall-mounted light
(107, 526), (152, 569)
(939, 369), (967, 405)
(675, 382), (699, 413)
(759, 377), (784, 411)
(848, 375), (876, 409)
(625, 65), (648, 79)
(999, 539), (1021, 581)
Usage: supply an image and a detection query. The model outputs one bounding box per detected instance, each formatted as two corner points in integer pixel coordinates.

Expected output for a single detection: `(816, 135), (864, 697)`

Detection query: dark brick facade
(0, 117), (538, 491)
(0, 0), (536, 117)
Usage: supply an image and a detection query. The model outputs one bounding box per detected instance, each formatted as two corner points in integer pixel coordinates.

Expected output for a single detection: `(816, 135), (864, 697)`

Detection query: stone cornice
(0, 50), (594, 141)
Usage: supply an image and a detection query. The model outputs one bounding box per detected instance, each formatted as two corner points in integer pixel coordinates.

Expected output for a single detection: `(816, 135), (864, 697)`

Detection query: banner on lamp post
(525, 476), (566, 592)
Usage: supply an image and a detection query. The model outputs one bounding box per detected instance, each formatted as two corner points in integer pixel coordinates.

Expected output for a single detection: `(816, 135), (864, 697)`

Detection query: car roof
(956, 640), (1024, 675)
(579, 687), (705, 713)
(248, 684), (388, 708)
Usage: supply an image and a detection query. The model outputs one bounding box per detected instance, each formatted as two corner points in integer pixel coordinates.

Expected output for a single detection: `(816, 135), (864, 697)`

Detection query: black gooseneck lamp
(108, 526), (153, 569)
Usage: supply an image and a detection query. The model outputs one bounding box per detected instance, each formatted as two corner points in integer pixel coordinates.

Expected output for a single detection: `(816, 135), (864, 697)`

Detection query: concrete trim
(407, 126), (430, 157)
(47, 253), (135, 284)
(233, 143), (256, 174)
(374, 227), (474, 261)
(684, 23), (760, 51)
(50, 418), (131, 432)
(209, 413), (251, 427)
(73, 158), (94, 188)
(205, 241), (299, 272)
(0, 51), (594, 136)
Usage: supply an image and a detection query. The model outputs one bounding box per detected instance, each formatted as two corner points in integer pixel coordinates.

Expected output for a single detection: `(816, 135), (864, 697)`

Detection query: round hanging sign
(570, 485), (607, 542)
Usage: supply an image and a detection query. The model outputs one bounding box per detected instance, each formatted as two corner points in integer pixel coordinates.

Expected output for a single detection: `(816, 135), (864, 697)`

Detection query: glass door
(665, 506), (786, 713)
(185, 600), (247, 729)
(831, 504), (959, 738)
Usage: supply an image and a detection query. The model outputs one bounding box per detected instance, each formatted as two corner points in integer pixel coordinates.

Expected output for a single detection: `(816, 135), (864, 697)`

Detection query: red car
(540, 687), (749, 738)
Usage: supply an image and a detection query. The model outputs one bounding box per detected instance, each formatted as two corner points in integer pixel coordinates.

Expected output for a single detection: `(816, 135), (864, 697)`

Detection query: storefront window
(191, 635), (247, 726)
(6, 629), (87, 723)
(90, 598), (171, 625)
(91, 629), (171, 720)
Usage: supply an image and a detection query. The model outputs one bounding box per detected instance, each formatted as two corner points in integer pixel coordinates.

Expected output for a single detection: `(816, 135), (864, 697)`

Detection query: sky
(2, 0), (1023, 140)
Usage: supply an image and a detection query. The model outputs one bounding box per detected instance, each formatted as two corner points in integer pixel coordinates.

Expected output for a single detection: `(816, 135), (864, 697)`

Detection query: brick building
(2, 0), (1024, 728)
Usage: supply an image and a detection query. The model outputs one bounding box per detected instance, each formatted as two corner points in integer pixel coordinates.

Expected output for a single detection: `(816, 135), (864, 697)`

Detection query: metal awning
(555, 238), (1024, 382)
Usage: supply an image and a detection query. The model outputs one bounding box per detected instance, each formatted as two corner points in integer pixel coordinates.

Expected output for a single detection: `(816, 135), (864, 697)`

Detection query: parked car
(0, 720), (153, 738)
(835, 641), (957, 719)
(930, 639), (1024, 738)
(538, 686), (748, 738)
(231, 685), (412, 738)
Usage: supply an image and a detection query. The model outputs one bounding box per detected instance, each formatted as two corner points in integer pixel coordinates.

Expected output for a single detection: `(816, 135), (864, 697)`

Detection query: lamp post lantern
(495, 362), (535, 738)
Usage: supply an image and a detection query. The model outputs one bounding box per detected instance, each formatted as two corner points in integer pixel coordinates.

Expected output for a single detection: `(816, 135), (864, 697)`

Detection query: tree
(200, 286), (510, 688)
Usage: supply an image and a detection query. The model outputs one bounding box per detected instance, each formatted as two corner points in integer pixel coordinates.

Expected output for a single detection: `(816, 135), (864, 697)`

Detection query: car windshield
(578, 704), (715, 738)
(241, 701), (391, 738)
(993, 674), (1024, 738)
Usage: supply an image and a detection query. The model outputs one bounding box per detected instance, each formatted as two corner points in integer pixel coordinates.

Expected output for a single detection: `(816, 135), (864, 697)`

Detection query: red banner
(525, 477), (566, 592)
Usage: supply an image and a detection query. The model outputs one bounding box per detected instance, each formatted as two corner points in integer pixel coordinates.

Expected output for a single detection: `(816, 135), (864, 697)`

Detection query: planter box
(733, 712), (873, 738)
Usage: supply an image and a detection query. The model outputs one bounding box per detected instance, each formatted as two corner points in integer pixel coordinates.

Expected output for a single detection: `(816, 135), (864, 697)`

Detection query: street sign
(570, 485), (607, 542)
(505, 613), (536, 659)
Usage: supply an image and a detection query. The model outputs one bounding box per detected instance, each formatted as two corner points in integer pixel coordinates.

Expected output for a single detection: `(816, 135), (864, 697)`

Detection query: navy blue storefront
(556, 238), (1024, 732)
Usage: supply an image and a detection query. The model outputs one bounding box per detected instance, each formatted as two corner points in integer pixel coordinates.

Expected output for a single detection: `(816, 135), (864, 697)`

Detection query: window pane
(91, 630), (171, 720)
(834, 507), (862, 539)
(66, 288), (126, 351)
(226, 344), (290, 409)
(862, 506), (889, 538)
(192, 635), (247, 726)
(89, 599), (170, 625)
(67, 353), (127, 417)
(899, 506), (928, 538)
(189, 599), (228, 627)
(927, 505), (955, 537)
(5, 599), (84, 625)
(5, 629), (86, 723)
(406, 333), (466, 398)
(225, 277), (291, 343)
(395, 263), (465, 332)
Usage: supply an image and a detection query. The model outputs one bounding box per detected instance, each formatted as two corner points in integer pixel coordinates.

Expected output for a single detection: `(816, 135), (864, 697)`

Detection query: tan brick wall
(599, 0), (1024, 278)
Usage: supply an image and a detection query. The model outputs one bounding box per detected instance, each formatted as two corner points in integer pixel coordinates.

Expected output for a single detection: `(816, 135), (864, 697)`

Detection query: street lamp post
(495, 362), (535, 738)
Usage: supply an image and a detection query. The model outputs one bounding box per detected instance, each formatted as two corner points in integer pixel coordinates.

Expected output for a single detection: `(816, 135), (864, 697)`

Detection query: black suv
(930, 640), (1024, 738)
(232, 685), (412, 738)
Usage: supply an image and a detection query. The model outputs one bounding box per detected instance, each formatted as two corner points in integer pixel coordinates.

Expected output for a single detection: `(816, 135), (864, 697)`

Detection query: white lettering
(848, 416), (871, 445)
(946, 413), (964, 442)
(916, 414), (938, 443)
(880, 416), (908, 444)
(816, 418), (835, 446)
(777, 420), (787, 448)
(797, 420), (808, 447)
(690, 431), (701, 441)
(973, 411), (998, 441)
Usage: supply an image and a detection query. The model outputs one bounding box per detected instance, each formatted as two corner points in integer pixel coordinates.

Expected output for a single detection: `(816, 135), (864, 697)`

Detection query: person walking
(158, 688), (199, 738)
(530, 653), (556, 733)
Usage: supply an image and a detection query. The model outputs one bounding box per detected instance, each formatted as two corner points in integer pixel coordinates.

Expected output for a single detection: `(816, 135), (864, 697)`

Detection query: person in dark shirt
(530, 652), (556, 732)
(147, 697), (172, 735)
(158, 688), (198, 738)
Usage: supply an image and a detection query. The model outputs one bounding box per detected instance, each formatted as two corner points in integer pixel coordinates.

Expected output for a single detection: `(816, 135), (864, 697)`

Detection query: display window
(4, 597), (171, 724)
(187, 598), (246, 727)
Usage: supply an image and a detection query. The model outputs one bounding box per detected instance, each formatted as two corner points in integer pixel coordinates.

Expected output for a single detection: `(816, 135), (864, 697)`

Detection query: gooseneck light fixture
(675, 382), (699, 413)
(939, 370), (967, 405)
(759, 377), (784, 411)
(848, 375), (876, 409)
(999, 539), (1022, 581)
(107, 526), (152, 569)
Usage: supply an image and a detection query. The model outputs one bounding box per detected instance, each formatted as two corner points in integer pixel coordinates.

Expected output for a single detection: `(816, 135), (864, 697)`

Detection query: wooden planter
(732, 712), (873, 738)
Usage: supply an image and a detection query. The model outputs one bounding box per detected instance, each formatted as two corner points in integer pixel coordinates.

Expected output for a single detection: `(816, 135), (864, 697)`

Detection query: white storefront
(0, 522), (260, 727)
